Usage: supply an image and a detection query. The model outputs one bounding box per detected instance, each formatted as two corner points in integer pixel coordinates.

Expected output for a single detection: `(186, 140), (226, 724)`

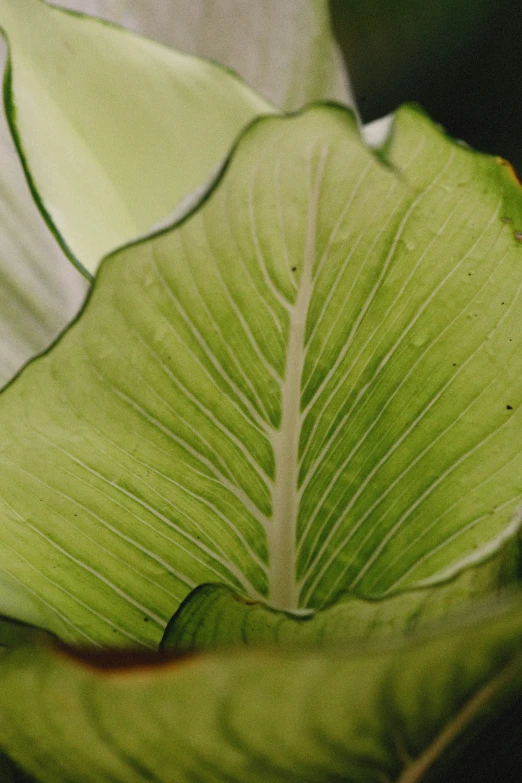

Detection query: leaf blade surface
(1, 591), (522, 781)
(0, 106), (522, 643)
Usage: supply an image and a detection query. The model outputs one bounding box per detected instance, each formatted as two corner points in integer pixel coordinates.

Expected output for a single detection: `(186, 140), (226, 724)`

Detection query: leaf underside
(0, 105), (522, 647)
(0, 109), (87, 388)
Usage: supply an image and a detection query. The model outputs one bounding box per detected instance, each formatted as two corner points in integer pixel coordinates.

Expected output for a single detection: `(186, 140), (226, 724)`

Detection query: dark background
(330, 0), (522, 172)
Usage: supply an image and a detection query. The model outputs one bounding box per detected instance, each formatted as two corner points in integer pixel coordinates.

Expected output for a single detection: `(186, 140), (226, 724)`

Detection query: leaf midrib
(267, 146), (327, 611)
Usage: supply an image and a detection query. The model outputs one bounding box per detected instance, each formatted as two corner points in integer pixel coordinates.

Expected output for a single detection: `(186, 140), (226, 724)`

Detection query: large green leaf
(2, 591), (522, 781)
(0, 0), (274, 276)
(53, 0), (353, 113)
(0, 0), (353, 389)
(0, 105), (522, 646)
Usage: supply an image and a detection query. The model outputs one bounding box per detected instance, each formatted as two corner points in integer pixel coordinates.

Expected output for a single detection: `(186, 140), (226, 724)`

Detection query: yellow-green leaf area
(2, 591), (522, 781)
(0, 106), (522, 647)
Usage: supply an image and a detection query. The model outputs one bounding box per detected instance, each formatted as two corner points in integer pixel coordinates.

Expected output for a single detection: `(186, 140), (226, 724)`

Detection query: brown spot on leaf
(56, 644), (199, 674)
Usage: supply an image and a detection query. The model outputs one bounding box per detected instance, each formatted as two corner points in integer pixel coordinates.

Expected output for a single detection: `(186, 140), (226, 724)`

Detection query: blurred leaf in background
(330, 0), (522, 172)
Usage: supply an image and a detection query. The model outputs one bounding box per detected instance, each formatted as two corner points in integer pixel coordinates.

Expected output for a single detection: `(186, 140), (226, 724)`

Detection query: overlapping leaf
(1, 590), (522, 781)
(0, 92), (87, 388)
(160, 543), (521, 651)
(0, 0), (356, 388)
(53, 0), (353, 113)
(0, 0), (274, 275)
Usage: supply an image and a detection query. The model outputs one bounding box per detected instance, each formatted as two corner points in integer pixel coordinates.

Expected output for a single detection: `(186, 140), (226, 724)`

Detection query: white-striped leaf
(0, 105), (522, 646)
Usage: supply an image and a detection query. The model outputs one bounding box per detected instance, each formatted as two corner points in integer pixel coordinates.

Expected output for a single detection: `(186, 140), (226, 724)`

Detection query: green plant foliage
(160, 545), (520, 652)
(1, 591), (522, 781)
(0, 614), (55, 653)
(0, 105), (521, 651)
(0, 752), (37, 783)
(0, 121), (87, 387)
(0, 0), (274, 276)
(2, 5), (522, 780)
(330, 0), (522, 173)
(0, 0), (353, 390)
